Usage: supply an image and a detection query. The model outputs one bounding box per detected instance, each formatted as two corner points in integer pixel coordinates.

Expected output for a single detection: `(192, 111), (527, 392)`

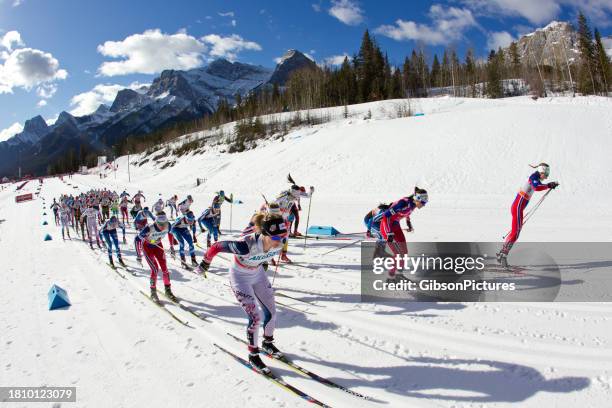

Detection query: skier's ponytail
(529, 162), (549, 169)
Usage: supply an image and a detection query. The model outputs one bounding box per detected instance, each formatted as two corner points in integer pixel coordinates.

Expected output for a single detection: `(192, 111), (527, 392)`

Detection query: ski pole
(321, 238), (364, 256)
(229, 193), (233, 233)
(502, 189), (553, 239)
(303, 192), (313, 249)
(271, 251), (282, 286)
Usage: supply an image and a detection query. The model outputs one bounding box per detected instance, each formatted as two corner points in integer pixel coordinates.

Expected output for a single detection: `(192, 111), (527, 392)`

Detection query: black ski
(227, 333), (371, 401)
(214, 343), (330, 407)
(138, 290), (191, 327)
(107, 262), (126, 279)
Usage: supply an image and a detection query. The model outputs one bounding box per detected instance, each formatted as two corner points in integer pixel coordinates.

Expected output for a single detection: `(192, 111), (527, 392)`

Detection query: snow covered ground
(1, 96), (611, 407)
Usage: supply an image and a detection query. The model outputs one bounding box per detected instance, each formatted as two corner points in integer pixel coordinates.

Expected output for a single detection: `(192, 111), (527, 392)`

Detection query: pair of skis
(225, 332), (371, 401)
(137, 288), (212, 327)
(216, 333), (372, 407)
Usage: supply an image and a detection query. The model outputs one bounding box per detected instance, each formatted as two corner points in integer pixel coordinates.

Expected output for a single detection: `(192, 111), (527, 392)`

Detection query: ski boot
(89, 242), (94, 250)
(248, 350), (271, 374)
(170, 247), (176, 259)
(193, 235), (198, 243)
(280, 252), (292, 263)
(496, 252), (509, 269)
(191, 254), (198, 267)
(118, 256), (126, 267)
(180, 255), (190, 269)
(197, 260), (210, 276)
(261, 336), (284, 358)
(206, 238), (211, 248)
(164, 285), (178, 302)
(150, 287), (160, 302)
(270, 258), (277, 267)
(108, 257), (115, 268)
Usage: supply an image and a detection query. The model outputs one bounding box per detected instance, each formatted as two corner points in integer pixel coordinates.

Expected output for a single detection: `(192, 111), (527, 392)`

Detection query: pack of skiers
(50, 163), (559, 372)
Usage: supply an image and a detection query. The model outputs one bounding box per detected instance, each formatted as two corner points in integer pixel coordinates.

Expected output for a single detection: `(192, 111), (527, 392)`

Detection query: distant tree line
(47, 12), (610, 175)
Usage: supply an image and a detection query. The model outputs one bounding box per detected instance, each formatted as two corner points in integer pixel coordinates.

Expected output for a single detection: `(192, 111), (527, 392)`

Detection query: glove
(387, 233), (395, 243)
(309, 186), (315, 193)
(366, 231), (372, 238)
(547, 182), (559, 189)
(262, 262), (269, 271)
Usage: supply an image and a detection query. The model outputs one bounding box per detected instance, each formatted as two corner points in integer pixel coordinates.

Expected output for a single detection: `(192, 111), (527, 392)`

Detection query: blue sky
(1, 0), (611, 140)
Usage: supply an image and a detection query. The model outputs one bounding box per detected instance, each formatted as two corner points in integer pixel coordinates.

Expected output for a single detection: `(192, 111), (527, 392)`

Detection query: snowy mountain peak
(269, 49), (318, 86)
(205, 58), (271, 81)
(23, 115), (48, 136)
(3, 115), (50, 147)
(56, 111), (77, 126)
(110, 89), (151, 113)
(510, 20), (578, 67)
(94, 104), (110, 114)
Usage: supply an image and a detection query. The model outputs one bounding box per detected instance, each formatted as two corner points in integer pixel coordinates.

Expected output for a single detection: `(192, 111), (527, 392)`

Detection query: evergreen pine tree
(576, 12), (597, 94)
(594, 29), (610, 92)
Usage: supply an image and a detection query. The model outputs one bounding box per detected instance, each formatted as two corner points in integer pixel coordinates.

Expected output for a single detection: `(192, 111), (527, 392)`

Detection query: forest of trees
(48, 12), (610, 175)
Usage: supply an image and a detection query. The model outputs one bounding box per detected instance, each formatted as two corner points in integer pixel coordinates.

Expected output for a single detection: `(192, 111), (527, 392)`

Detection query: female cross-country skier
(210, 190), (232, 233)
(166, 195), (178, 218)
(197, 205), (220, 248)
(170, 210), (198, 267)
(59, 202), (72, 240)
(153, 197), (165, 215)
(198, 212), (288, 374)
(99, 216), (126, 268)
(119, 195), (131, 224)
(80, 204), (102, 249)
(135, 211), (177, 301)
(270, 183), (313, 263)
(51, 199), (60, 225)
(371, 187), (428, 279)
(497, 163), (559, 267)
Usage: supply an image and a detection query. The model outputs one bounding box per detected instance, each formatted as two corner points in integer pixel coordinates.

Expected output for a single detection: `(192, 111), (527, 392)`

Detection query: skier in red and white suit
(498, 163), (559, 264)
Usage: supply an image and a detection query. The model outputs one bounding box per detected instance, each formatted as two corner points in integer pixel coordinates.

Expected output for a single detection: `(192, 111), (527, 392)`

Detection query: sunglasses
(270, 235), (285, 241)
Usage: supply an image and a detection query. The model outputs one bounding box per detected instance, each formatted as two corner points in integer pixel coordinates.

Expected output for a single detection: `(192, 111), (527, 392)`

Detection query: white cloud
(45, 114), (58, 126)
(460, 0), (560, 24)
(0, 46), (68, 94)
(69, 82), (149, 117)
(329, 0), (364, 26)
(312, 3), (321, 12)
(460, 0), (612, 26)
(36, 82), (57, 99)
(323, 53), (350, 66)
(97, 29), (206, 76)
(375, 5), (477, 45)
(1, 31), (24, 52)
(12, 0), (23, 7)
(231, 19), (237, 27)
(487, 31), (515, 51)
(0, 122), (23, 142)
(201, 34), (261, 61)
(218, 11), (235, 17)
(37, 99), (47, 107)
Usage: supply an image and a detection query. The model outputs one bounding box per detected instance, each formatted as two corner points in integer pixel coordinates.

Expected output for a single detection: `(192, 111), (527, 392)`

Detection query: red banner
(15, 193), (33, 203)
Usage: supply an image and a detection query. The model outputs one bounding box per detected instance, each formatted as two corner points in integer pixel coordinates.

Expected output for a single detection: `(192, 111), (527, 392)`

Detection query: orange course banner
(15, 193), (33, 203)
